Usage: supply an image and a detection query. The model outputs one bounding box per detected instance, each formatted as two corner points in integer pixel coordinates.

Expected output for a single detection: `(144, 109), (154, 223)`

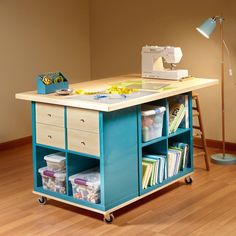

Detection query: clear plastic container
(142, 105), (166, 142)
(38, 167), (66, 194)
(69, 167), (100, 204)
(44, 152), (66, 171)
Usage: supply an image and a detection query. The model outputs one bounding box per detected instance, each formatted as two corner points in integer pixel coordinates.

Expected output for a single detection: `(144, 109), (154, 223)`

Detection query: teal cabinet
(31, 92), (193, 221)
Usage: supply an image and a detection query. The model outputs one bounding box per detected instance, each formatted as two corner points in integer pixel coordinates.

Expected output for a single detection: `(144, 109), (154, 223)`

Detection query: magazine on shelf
(168, 94), (189, 133)
(171, 142), (190, 169)
(142, 158), (159, 186)
(143, 154), (167, 184)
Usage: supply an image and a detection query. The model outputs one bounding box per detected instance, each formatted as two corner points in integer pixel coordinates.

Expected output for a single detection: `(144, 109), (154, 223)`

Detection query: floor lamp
(196, 16), (236, 165)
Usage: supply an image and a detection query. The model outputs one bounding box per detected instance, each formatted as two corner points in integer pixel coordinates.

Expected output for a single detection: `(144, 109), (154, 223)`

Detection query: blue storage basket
(36, 72), (68, 94)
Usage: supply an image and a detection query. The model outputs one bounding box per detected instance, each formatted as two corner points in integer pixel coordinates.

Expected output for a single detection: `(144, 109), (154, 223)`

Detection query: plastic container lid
(44, 152), (65, 163)
(141, 105), (166, 116)
(38, 167), (66, 181)
(69, 167), (100, 187)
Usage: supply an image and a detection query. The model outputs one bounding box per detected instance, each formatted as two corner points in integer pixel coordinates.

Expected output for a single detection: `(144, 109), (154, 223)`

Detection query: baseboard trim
(0, 136), (32, 151)
(1, 136), (235, 152)
(194, 137), (236, 151)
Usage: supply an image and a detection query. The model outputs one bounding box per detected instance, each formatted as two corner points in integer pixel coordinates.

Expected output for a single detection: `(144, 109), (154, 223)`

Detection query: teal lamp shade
(196, 18), (216, 38)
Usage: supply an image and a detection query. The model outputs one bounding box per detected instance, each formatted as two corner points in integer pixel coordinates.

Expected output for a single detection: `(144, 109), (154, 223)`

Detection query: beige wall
(0, 0), (91, 143)
(2, 0), (236, 143)
(90, 0), (236, 142)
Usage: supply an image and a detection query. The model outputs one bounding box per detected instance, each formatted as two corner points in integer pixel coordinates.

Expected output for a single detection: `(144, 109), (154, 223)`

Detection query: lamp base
(211, 153), (236, 165)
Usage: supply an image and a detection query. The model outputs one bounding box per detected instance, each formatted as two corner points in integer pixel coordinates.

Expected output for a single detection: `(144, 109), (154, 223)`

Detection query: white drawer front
(36, 103), (64, 127)
(68, 129), (100, 156)
(67, 107), (99, 133)
(36, 123), (65, 149)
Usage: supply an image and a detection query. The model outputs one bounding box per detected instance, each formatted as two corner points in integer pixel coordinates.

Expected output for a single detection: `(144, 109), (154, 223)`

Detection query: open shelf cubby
(139, 92), (193, 196)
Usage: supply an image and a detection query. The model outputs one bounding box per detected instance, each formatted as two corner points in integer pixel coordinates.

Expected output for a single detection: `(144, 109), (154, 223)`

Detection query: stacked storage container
(38, 152), (66, 194)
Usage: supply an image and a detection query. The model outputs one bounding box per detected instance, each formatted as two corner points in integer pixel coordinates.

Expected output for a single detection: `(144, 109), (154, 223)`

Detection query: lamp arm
(223, 40), (233, 78)
(213, 16), (233, 78)
(212, 16), (224, 22)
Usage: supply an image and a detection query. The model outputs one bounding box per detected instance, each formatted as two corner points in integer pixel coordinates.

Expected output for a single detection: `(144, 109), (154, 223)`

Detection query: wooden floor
(0, 144), (236, 236)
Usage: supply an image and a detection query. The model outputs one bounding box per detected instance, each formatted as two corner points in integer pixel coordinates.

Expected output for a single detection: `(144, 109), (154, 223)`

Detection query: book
(144, 154), (166, 183)
(143, 158), (159, 186)
(168, 94), (189, 133)
(142, 162), (152, 189)
(142, 162), (148, 181)
(143, 159), (154, 186)
(182, 94), (189, 129)
(146, 162), (153, 188)
(172, 107), (186, 133)
(145, 157), (160, 184)
(173, 94), (189, 129)
(169, 146), (184, 171)
(171, 142), (189, 169)
(173, 151), (182, 175)
(168, 103), (185, 133)
(169, 149), (181, 175)
(164, 157), (168, 180)
(168, 151), (176, 177)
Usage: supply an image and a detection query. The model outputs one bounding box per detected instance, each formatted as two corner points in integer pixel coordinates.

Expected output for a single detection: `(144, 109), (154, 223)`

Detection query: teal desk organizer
(36, 72), (68, 94)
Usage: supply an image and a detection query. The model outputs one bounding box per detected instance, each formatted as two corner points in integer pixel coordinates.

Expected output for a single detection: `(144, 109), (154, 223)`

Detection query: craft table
(15, 74), (218, 222)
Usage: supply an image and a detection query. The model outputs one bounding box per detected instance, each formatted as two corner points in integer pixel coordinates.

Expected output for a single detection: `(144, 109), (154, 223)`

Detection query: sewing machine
(141, 46), (189, 80)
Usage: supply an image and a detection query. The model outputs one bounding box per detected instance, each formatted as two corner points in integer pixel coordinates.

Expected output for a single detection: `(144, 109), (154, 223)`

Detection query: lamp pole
(196, 16), (236, 164)
(220, 18), (225, 158)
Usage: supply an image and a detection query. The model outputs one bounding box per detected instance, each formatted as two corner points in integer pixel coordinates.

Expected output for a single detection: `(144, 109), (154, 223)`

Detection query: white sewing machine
(141, 46), (188, 80)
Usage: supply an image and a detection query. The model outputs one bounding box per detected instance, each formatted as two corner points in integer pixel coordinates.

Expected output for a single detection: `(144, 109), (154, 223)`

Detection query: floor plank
(0, 143), (236, 236)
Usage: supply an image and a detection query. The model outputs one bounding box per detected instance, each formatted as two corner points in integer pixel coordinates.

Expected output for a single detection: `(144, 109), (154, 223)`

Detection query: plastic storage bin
(142, 105), (166, 142)
(69, 167), (100, 204)
(38, 167), (66, 194)
(44, 152), (66, 171)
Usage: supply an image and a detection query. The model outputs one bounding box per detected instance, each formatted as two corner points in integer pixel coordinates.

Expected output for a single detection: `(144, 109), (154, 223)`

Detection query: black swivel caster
(38, 196), (47, 205)
(103, 213), (114, 223)
(185, 176), (193, 185)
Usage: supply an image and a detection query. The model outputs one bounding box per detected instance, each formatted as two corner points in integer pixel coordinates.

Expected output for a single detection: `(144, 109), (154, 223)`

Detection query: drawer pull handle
(81, 141), (86, 146)
(47, 114), (52, 117)
(48, 135), (52, 139)
(80, 119), (85, 123)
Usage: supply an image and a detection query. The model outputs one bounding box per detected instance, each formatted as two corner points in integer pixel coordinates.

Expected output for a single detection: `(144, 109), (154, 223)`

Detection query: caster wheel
(103, 213), (114, 224)
(38, 196), (47, 205)
(185, 176), (193, 185)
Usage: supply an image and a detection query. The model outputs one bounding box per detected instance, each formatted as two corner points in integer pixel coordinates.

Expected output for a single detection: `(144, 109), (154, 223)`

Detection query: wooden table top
(15, 74), (218, 111)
